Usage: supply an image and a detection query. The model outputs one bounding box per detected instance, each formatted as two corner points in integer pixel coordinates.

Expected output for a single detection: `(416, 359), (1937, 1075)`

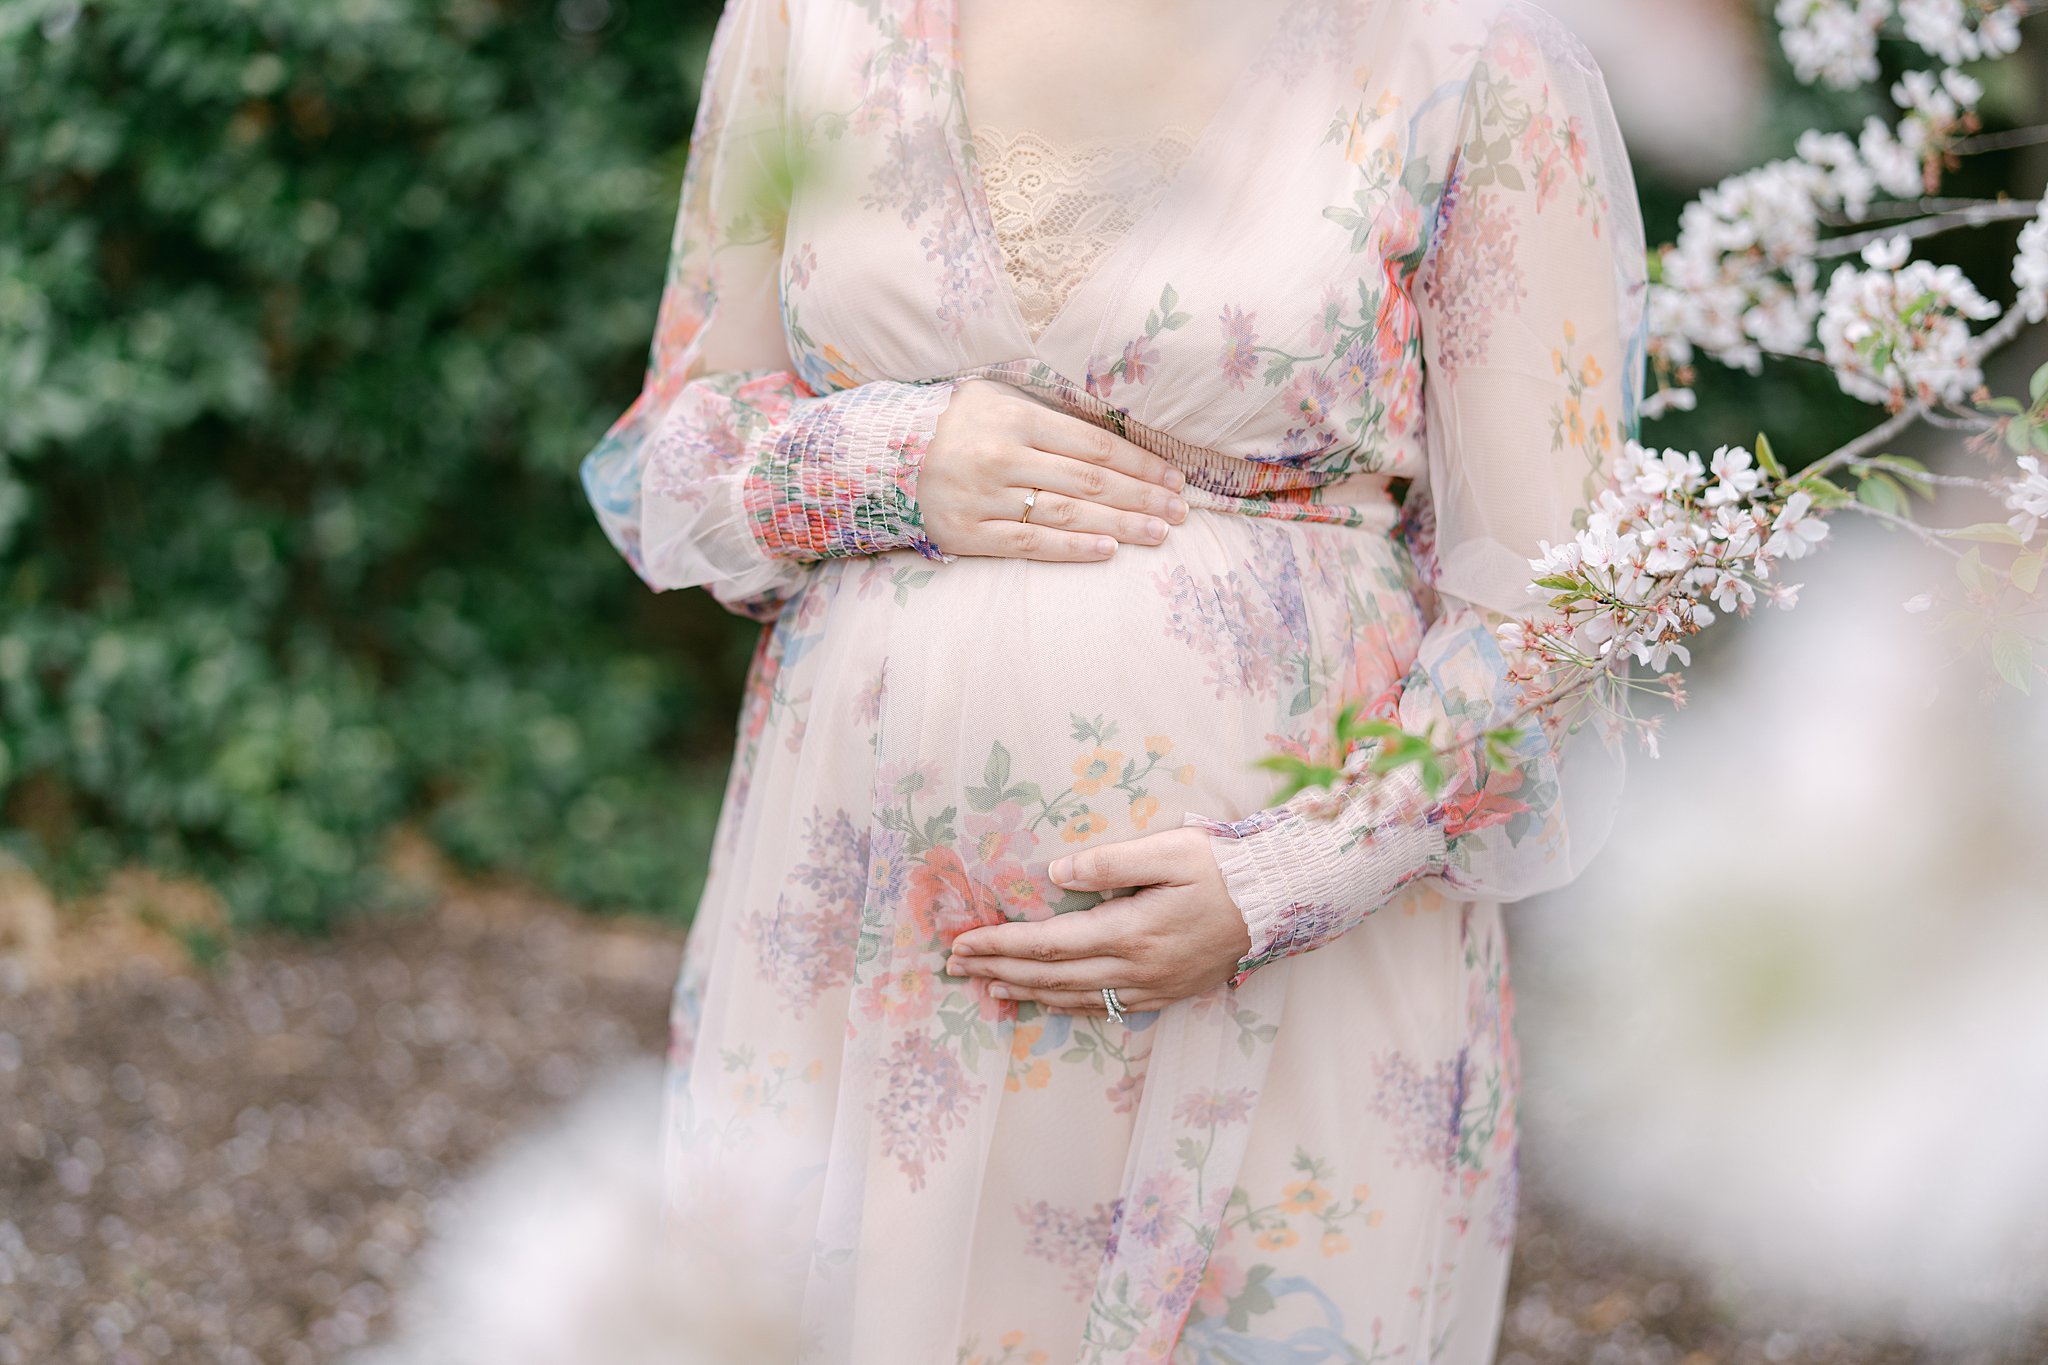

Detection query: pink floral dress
(578, 0), (1648, 1360)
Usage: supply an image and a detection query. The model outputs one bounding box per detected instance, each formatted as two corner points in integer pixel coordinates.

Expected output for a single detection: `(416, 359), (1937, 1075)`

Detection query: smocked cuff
(1188, 764), (1451, 989)
(741, 379), (960, 564)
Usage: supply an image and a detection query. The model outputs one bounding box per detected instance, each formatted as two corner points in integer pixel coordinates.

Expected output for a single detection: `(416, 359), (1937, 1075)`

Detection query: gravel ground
(1, 871), (2042, 1365)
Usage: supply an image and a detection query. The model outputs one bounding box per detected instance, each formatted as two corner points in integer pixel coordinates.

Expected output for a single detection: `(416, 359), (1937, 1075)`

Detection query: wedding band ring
(1101, 987), (1127, 1024)
(1020, 488), (1039, 523)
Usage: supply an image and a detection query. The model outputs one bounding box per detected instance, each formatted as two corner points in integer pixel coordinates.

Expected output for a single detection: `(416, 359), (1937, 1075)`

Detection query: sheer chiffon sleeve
(577, 0), (959, 623)
(1187, 0), (1649, 987)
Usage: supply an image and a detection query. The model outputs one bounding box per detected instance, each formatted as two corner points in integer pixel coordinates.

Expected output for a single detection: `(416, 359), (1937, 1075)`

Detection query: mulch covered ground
(0, 877), (2040, 1365)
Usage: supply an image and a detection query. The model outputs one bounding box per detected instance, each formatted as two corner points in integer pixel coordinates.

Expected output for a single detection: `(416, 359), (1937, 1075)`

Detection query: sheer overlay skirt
(659, 504), (1523, 1363)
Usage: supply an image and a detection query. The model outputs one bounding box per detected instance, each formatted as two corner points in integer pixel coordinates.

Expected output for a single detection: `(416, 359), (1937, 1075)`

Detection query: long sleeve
(1187, 2), (1649, 987)
(577, 0), (958, 623)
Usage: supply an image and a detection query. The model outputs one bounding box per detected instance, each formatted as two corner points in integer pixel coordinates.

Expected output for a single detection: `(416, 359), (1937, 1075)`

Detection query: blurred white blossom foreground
(344, 1059), (797, 1365)
(1512, 516), (2048, 1346)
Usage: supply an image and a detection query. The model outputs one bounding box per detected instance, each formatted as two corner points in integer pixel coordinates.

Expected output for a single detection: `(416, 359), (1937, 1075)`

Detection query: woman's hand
(920, 378), (1190, 561)
(944, 828), (1251, 1013)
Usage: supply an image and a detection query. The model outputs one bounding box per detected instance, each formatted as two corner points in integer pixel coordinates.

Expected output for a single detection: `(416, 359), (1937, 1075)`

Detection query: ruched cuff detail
(1188, 763), (1451, 989)
(741, 379), (961, 564)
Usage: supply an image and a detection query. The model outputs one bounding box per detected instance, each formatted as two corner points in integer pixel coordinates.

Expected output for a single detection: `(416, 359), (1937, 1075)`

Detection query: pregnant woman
(580, 0), (1647, 1359)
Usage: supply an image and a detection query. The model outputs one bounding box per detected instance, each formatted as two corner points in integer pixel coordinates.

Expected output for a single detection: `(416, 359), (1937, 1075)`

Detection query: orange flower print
(1143, 734), (1173, 757)
(906, 846), (1005, 942)
(1255, 1225), (1299, 1251)
(988, 862), (1048, 919)
(857, 960), (935, 1025)
(1072, 746), (1124, 794)
(1063, 812), (1108, 843)
(1321, 1230), (1352, 1256)
(1281, 1179), (1331, 1215)
(1129, 794), (1160, 830)
(1173, 763), (1197, 784)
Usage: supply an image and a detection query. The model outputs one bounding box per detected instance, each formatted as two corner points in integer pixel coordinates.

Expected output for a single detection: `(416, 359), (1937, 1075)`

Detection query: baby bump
(695, 509), (1429, 1046)
(773, 509), (1430, 852)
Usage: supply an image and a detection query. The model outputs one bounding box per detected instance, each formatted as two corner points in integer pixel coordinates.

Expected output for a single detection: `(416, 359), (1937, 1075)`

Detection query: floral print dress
(577, 0), (1649, 1360)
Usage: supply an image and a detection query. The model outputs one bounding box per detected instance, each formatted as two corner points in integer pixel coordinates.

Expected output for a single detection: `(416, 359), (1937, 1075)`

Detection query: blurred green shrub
(0, 0), (744, 932)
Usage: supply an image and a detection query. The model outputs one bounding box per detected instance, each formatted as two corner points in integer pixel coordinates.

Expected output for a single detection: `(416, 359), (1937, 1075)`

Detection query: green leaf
(1797, 473), (1854, 508)
(1957, 547), (1993, 595)
(1991, 631), (2034, 694)
(1856, 471), (1907, 517)
(2014, 551), (2044, 596)
(1754, 432), (1785, 480)
(1947, 522), (2024, 545)
(983, 740), (1011, 790)
(2031, 361), (2048, 406)
(1493, 161), (1524, 191)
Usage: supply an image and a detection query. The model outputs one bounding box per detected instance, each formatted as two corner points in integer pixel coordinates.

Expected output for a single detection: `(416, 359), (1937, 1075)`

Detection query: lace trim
(969, 122), (1201, 339)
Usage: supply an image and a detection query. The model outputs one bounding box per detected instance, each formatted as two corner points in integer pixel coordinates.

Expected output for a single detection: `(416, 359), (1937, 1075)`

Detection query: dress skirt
(658, 489), (1524, 1364)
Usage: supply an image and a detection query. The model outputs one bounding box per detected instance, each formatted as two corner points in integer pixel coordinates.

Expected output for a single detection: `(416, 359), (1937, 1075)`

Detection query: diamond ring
(1020, 488), (1040, 524)
(1101, 987), (1127, 1024)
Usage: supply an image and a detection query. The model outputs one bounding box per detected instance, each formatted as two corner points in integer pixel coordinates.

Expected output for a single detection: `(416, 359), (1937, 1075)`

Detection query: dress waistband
(953, 361), (1401, 533)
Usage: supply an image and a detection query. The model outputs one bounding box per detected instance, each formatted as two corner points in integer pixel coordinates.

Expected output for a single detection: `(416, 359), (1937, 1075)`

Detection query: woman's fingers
(1010, 988), (1169, 1015)
(1023, 404), (1186, 498)
(1003, 488), (1171, 547)
(1012, 446), (1189, 524)
(949, 953), (1129, 993)
(961, 517), (1122, 563)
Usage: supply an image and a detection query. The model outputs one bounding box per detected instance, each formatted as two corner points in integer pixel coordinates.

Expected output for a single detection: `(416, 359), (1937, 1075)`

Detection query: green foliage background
(1, 0), (2031, 934)
(1, 0), (738, 930)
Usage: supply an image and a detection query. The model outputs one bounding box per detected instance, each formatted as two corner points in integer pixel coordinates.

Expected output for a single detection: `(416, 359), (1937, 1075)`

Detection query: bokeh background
(1, 1), (2044, 1362)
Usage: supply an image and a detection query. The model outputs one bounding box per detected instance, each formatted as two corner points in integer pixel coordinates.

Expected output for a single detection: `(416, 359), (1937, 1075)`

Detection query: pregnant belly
(760, 508), (1429, 845)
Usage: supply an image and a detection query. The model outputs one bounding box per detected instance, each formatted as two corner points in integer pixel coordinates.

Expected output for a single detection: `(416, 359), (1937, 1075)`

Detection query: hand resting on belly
(920, 377), (1191, 561)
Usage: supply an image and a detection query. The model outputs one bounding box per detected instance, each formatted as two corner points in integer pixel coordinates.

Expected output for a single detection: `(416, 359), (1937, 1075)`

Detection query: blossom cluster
(1775, 0), (2023, 87)
(1499, 440), (1826, 694)
(1647, 67), (1989, 409)
(1818, 233), (2000, 407)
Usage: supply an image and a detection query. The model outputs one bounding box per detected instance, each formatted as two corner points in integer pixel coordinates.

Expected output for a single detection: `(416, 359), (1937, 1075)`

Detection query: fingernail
(1166, 497), (1187, 521)
(945, 957), (965, 975)
(951, 941), (975, 957)
(1095, 537), (1116, 556)
(1049, 857), (1073, 885)
(1165, 469), (1186, 491)
(989, 984), (1010, 999)
(1145, 518), (1167, 541)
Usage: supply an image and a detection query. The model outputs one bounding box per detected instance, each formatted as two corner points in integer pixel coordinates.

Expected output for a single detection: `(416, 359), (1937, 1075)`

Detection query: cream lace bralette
(969, 122), (1201, 339)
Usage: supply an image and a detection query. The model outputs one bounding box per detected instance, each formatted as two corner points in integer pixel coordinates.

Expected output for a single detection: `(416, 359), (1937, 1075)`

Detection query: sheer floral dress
(576, 0), (1648, 1360)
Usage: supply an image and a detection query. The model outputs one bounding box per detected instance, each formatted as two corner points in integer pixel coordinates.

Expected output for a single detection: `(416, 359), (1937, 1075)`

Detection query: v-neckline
(941, 0), (1314, 362)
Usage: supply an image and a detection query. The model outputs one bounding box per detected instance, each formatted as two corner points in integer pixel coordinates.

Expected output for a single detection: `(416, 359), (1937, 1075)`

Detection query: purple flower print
(1172, 1087), (1256, 1128)
(1368, 1047), (1465, 1182)
(874, 1032), (986, 1192)
(792, 807), (869, 905)
(867, 825), (910, 907)
(1120, 335), (1160, 387)
(1151, 531), (1310, 702)
(1281, 366), (1345, 460)
(744, 893), (860, 1016)
(1336, 336), (1382, 404)
(1146, 1239), (1210, 1324)
(741, 806), (869, 1014)
(1420, 157), (1527, 372)
(1120, 1170), (1191, 1249)
(1016, 1198), (1118, 1301)
(1488, 1146), (1520, 1251)
(1217, 305), (1260, 389)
